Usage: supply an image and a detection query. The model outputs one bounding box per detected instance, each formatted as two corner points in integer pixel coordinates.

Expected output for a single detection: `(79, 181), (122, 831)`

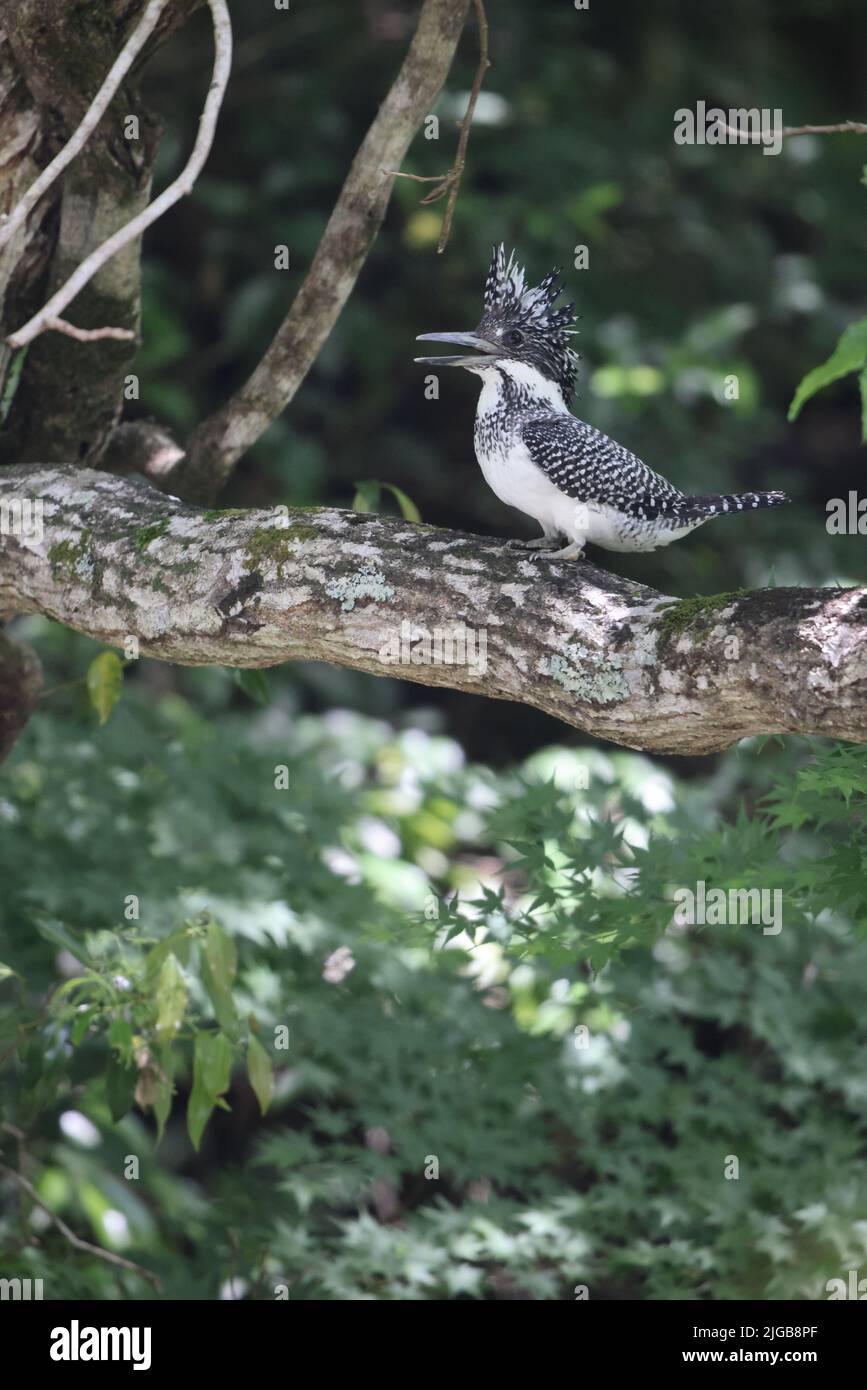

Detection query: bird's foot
(505, 536), (559, 551)
(538, 542), (586, 561)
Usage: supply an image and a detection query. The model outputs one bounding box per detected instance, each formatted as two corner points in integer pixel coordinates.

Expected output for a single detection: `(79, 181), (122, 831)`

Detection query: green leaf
(194, 1029), (233, 1098)
(788, 317), (867, 423)
(247, 1032), (274, 1115)
(86, 651), (124, 726)
(144, 928), (192, 980)
(860, 367), (867, 443)
(153, 1048), (174, 1147)
(105, 1055), (137, 1121)
(204, 921), (237, 991)
(52, 975), (105, 1009)
(352, 480), (380, 513)
(154, 953), (187, 1042)
(0, 346), (27, 425)
(352, 479), (422, 523)
(188, 1031), (233, 1150)
(187, 1082), (215, 1152)
(234, 668), (271, 705)
(71, 1007), (97, 1045)
(108, 1016), (134, 1058)
(200, 922), (239, 1038)
(0, 962), (19, 984)
(36, 918), (91, 964)
(200, 972), (239, 1038)
(379, 482), (422, 524)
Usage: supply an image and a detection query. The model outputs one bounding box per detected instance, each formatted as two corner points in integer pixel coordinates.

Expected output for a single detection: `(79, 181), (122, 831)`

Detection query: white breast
(473, 365), (577, 536)
(476, 436), (579, 538)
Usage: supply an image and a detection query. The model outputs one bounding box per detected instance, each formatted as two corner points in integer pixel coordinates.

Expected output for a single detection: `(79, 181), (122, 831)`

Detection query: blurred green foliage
(2, 626), (867, 1299)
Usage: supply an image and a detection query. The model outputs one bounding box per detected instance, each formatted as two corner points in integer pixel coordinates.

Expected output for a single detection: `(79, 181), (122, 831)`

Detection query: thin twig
(0, 1162), (163, 1293)
(783, 120), (867, 136)
(5, 0), (233, 350)
(45, 318), (136, 343)
(717, 119), (867, 142)
(382, 170), (450, 183)
(398, 115), (867, 195)
(436, 0), (489, 251)
(420, 172), (457, 203)
(0, 0), (170, 255)
(37, 676), (86, 701)
(384, 0), (489, 253)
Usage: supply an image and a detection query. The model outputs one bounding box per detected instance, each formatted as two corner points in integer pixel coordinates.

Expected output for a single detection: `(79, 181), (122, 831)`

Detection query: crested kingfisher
(415, 246), (788, 559)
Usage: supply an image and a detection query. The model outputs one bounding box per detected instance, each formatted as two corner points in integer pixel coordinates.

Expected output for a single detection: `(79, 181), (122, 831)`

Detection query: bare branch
(434, 0), (490, 252)
(383, 0), (491, 252)
(782, 120), (867, 136)
(2, 464), (866, 757)
(178, 0), (473, 505)
(44, 317), (137, 343)
(101, 418), (186, 482)
(383, 170), (451, 183)
(0, 1162), (162, 1293)
(0, 0), (170, 256)
(717, 118), (867, 143)
(5, 0), (233, 350)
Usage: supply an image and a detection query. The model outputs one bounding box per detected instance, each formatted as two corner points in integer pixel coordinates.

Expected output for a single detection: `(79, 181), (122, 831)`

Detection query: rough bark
(178, 0), (472, 504)
(0, 21), (55, 386)
(2, 463), (866, 756)
(100, 417), (185, 477)
(0, 623), (41, 758)
(0, 1), (201, 468)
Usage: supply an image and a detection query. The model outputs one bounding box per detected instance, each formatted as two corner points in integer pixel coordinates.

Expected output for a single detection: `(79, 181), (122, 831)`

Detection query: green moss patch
(134, 519), (171, 551)
(48, 531), (93, 582)
(653, 589), (749, 642)
(243, 523), (319, 578)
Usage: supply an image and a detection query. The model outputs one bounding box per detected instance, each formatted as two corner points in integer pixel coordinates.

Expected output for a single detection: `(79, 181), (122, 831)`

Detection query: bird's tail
(674, 490), (789, 524)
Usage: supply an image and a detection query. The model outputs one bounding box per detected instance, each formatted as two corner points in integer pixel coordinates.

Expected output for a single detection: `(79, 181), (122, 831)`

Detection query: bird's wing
(521, 415), (683, 515)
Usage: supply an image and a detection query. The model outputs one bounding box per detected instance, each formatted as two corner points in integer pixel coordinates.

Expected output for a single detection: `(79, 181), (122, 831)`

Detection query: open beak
(414, 331), (503, 367)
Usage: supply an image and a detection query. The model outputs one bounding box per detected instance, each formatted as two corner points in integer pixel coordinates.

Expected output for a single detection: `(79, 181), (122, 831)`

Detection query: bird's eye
(503, 328), (524, 348)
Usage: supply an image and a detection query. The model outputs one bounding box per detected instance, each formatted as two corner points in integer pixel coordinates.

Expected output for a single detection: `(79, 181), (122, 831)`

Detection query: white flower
(322, 946), (355, 984)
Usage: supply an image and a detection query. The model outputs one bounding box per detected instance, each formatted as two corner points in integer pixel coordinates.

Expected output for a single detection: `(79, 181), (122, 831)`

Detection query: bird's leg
(538, 540), (586, 561)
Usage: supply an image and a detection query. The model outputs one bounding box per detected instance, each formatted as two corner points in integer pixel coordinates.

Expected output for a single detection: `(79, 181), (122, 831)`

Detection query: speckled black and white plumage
(476, 245), (581, 403)
(519, 415), (787, 552)
(419, 247), (789, 557)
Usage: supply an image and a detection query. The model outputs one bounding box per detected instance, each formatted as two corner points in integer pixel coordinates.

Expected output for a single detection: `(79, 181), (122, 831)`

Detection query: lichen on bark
(2, 464), (866, 758)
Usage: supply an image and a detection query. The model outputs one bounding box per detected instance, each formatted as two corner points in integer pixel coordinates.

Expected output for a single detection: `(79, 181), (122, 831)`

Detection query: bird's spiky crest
(483, 244), (577, 336)
(481, 245), (580, 400)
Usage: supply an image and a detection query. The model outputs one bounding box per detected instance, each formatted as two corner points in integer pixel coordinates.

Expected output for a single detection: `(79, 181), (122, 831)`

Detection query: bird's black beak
(414, 332), (503, 367)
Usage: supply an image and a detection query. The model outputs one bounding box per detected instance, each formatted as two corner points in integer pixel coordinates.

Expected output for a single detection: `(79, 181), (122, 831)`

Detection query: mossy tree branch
(2, 464), (866, 759)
